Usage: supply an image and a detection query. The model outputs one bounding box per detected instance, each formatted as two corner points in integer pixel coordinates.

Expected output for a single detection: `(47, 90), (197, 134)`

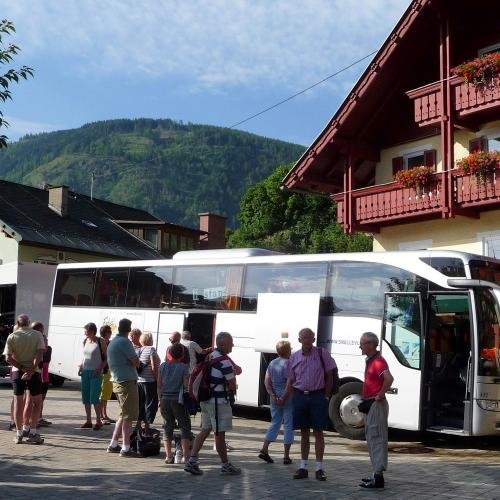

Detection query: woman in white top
(79, 322), (107, 430)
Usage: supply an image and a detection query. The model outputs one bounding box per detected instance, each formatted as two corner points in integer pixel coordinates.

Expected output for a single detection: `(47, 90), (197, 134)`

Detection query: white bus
(47, 249), (500, 439)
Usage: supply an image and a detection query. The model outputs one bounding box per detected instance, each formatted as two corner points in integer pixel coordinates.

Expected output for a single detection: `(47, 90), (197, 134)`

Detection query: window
(172, 265), (243, 310)
(126, 267), (173, 308)
(144, 229), (158, 248)
(53, 270), (95, 306)
(486, 132), (500, 153)
(383, 294), (422, 369)
(419, 257), (466, 277)
(470, 259), (500, 285)
(94, 269), (129, 307)
(404, 151), (425, 169)
(327, 262), (423, 317)
(241, 263), (328, 311)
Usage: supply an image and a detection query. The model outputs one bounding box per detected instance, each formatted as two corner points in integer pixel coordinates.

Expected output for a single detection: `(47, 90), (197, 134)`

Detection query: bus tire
(49, 374), (65, 387)
(329, 381), (365, 440)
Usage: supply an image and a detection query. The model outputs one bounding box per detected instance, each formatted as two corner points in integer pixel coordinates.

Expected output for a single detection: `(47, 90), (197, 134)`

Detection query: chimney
(48, 185), (69, 217)
(198, 212), (226, 250)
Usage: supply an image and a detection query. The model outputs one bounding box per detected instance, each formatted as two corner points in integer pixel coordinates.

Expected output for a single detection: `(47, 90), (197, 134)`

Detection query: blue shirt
(267, 357), (288, 398)
(159, 361), (188, 400)
(107, 335), (138, 383)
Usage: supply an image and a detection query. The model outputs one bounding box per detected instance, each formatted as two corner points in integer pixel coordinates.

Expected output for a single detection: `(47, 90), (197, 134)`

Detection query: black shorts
(12, 370), (43, 397)
(42, 382), (50, 396)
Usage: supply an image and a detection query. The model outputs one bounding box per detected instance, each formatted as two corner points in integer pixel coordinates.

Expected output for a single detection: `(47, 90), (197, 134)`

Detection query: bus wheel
(329, 381), (365, 440)
(49, 374), (65, 388)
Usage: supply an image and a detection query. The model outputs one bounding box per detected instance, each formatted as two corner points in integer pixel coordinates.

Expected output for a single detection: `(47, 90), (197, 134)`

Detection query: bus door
(254, 293), (321, 405)
(157, 312), (186, 360)
(185, 313), (215, 349)
(381, 292), (423, 431)
(425, 292), (471, 433)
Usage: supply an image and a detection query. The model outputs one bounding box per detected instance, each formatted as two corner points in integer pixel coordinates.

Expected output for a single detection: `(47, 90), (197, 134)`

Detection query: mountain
(0, 119), (305, 228)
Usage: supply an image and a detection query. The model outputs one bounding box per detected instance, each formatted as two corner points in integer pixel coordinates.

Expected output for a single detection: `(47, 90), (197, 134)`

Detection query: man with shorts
(184, 332), (241, 476)
(106, 318), (139, 457)
(3, 314), (46, 444)
(284, 327), (336, 481)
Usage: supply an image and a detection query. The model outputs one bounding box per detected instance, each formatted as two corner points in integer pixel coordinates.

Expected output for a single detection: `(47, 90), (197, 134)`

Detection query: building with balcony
(283, 0), (499, 256)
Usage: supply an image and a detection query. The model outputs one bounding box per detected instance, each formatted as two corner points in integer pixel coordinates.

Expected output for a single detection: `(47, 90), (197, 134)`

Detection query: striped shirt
(287, 346), (336, 392)
(209, 350), (235, 403)
(137, 346), (157, 383)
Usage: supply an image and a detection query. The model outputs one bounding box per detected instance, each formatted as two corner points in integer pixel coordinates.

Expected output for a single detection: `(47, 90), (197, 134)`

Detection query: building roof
(0, 180), (162, 259)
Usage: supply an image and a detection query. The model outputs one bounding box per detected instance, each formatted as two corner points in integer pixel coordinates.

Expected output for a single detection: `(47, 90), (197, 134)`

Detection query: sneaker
(119, 449), (137, 458)
(360, 474), (384, 489)
(38, 418), (52, 427)
(107, 444), (122, 454)
(293, 468), (308, 479)
(184, 461), (203, 476)
(22, 428), (30, 437)
(315, 469), (327, 481)
(26, 433), (44, 445)
(13, 435), (23, 444)
(221, 462), (241, 475)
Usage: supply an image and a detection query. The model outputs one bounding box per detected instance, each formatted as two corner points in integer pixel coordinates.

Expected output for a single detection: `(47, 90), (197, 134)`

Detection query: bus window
(420, 257), (466, 277)
(126, 267), (173, 308)
(327, 262), (419, 316)
(94, 269), (129, 307)
(171, 265), (243, 310)
(476, 288), (500, 377)
(53, 269), (95, 306)
(383, 294), (422, 369)
(241, 263), (328, 311)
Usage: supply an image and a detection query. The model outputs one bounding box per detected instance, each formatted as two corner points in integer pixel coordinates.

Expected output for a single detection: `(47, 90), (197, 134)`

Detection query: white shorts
(200, 400), (233, 432)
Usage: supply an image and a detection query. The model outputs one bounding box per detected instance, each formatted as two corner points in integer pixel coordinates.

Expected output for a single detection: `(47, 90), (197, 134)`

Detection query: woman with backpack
(79, 322), (107, 430)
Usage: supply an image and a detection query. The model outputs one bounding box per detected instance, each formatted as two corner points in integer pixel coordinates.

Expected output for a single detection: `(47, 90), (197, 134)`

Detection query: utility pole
(90, 170), (95, 200)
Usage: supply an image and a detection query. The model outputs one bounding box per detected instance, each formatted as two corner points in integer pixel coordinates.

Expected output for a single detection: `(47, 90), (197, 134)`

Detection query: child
(158, 343), (191, 464)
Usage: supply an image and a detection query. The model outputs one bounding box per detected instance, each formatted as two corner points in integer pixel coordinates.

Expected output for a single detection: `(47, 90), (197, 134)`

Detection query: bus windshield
(476, 288), (500, 377)
(470, 260), (500, 285)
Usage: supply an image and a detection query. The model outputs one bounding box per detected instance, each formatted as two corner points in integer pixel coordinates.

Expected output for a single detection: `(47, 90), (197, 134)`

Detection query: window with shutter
(469, 137), (486, 153)
(424, 149), (437, 171)
(392, 156), (404, 175)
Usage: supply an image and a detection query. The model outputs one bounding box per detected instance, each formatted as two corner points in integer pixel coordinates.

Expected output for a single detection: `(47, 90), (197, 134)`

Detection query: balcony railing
(454, 171), (500, 209)
(333, 173), (444, 227)
(407, 76), (500, 126)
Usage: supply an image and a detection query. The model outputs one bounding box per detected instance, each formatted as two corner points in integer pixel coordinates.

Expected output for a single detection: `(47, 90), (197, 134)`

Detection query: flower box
(393, 166), (434, 194)
(452, 52), (500, 87)
(456, 151), (500, 182)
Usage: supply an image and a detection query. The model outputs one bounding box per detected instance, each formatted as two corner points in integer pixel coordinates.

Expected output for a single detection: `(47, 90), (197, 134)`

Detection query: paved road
(1, 382), (499, 499)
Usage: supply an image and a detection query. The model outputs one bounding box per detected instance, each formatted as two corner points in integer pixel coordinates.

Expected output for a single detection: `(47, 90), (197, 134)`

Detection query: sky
(0, 0), (410, 147)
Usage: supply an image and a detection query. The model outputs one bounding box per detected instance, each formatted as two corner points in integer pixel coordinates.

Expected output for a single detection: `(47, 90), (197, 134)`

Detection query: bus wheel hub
(339, 394), (364, 428)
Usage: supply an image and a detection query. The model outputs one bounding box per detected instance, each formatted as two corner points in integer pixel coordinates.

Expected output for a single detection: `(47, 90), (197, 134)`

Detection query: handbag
(358, 398), (375, 414)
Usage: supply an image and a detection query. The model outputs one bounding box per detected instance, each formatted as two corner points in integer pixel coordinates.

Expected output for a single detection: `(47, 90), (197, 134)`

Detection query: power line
(229, 50), (378, 129)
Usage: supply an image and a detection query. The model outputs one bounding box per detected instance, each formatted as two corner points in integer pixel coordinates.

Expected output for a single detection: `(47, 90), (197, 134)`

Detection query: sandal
(80, 422), (93, 429)
(258, 451), (274, 464)
(93, 422), (103, 430)
(283, 457), (292, 465)
(165, 456), (175, 464)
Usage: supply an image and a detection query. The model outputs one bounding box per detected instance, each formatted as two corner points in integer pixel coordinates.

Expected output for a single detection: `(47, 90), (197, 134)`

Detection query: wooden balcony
(454, 171), (500, 210)
(334, 171), (500, 232)
(407, 76), (500, 126)
(332, 173), (444, 229)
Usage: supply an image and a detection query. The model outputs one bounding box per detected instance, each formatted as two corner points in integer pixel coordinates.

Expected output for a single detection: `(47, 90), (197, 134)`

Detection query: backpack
(188, 354), (227, 403)
(130, 427), (161, 457)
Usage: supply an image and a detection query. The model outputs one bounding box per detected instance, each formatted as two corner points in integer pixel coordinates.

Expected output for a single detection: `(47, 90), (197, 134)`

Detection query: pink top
(286, 346), (336, 392)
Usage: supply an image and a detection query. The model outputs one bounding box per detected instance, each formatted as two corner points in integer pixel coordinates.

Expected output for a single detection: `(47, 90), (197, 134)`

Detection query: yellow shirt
(3, 327), (45, 372)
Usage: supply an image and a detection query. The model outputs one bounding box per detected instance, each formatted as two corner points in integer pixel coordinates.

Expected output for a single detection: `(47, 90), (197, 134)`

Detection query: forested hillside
(0, 119), (305, 227)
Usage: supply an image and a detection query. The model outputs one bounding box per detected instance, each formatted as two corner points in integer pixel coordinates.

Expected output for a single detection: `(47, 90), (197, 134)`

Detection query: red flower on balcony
(394, 165), (433, 193)
(456, 151), (500, 182)
(452, 52), (500, 87)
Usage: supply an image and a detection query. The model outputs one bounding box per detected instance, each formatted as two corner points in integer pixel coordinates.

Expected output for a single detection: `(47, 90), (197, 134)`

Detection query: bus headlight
(476, 399), (500, 411)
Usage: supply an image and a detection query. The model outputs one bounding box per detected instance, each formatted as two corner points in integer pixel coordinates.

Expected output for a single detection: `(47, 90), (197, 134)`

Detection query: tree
(0, 20), (34, 148)
(228, 163), (372, 253)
